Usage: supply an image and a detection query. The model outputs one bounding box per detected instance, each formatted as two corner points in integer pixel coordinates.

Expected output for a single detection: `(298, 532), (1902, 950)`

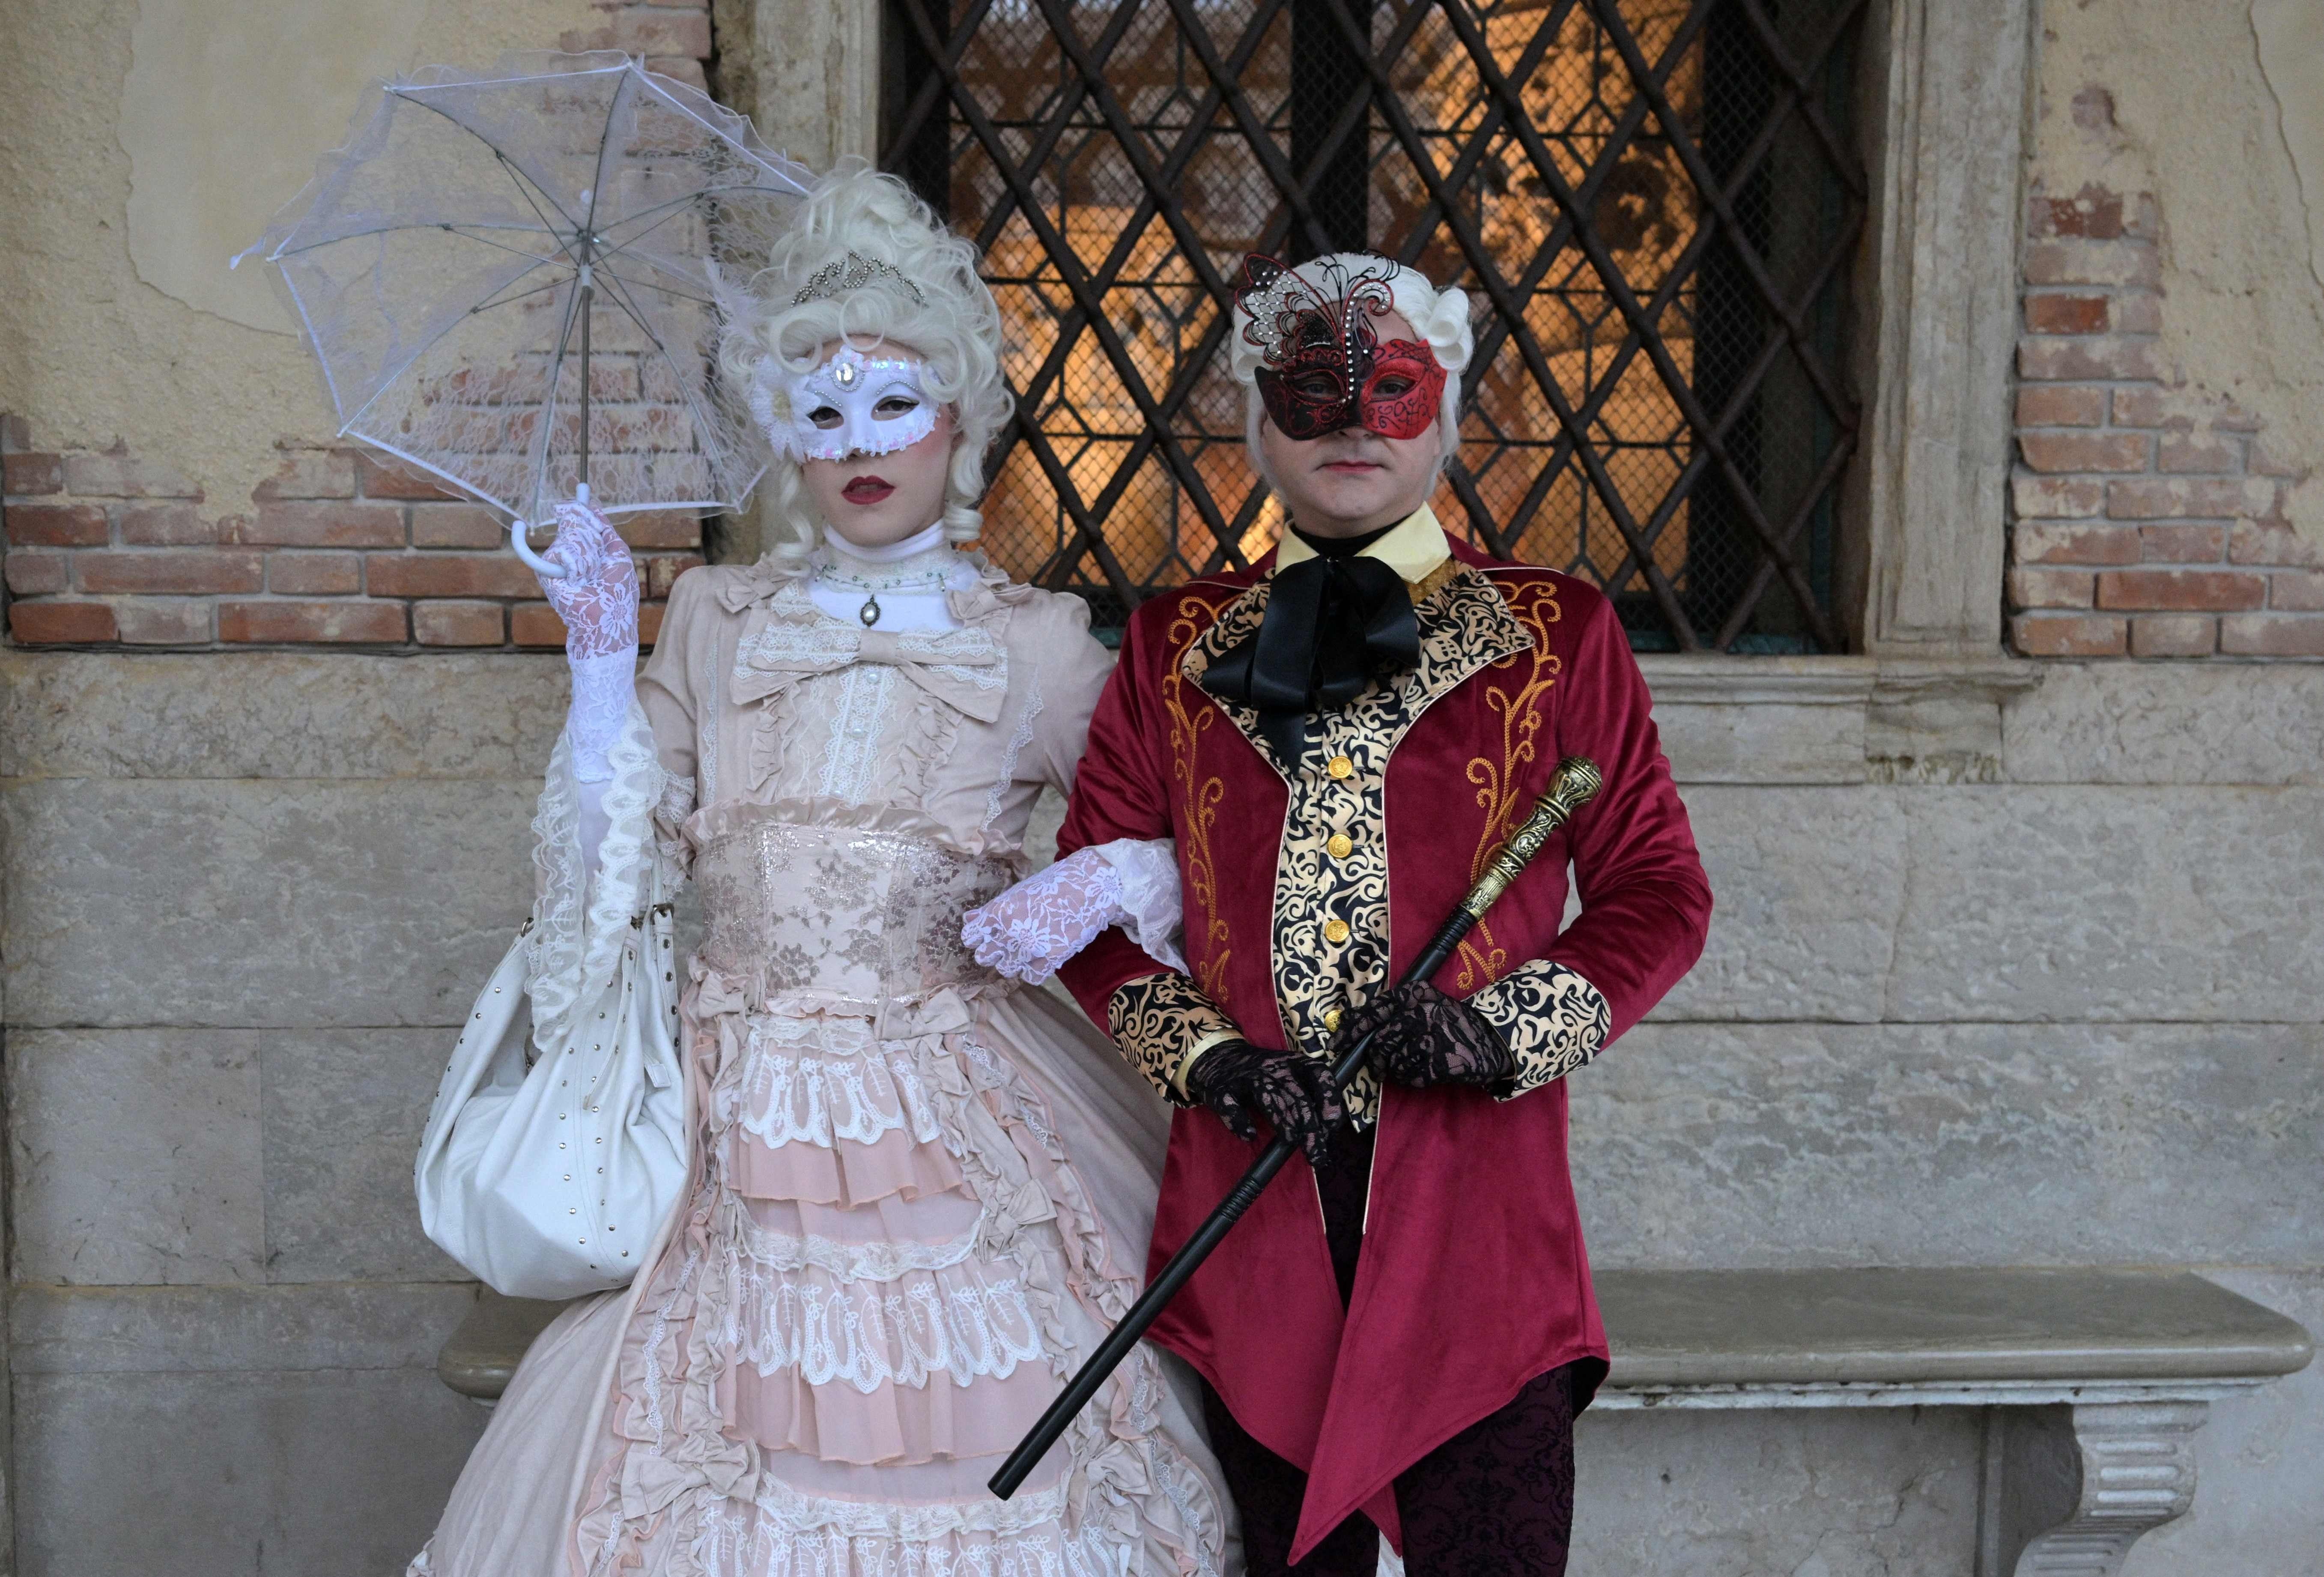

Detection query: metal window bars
(882, 0), (1868, 650)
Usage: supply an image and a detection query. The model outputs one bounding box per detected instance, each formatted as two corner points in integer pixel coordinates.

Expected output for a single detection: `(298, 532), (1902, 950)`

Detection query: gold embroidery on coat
(1457, 574), (1565, 991)
(1162, 591), (1238, 1000)
(1161, 564), (1532, 1122)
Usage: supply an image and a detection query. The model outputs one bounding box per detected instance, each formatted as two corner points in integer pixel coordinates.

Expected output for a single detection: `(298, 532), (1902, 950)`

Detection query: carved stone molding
(1636, 653), (2045, 784)
(1981, 1401), (2209, 1577)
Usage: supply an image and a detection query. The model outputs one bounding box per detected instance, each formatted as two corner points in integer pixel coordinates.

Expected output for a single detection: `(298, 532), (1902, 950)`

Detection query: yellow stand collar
(1272, 502), (1453, 588)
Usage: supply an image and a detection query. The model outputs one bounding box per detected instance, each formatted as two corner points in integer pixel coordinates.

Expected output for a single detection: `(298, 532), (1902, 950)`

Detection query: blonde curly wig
(719, 161), (1011, 562)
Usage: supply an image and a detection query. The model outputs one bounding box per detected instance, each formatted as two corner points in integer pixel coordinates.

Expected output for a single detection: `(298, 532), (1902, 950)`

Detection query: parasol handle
(509, 516), (567, 580)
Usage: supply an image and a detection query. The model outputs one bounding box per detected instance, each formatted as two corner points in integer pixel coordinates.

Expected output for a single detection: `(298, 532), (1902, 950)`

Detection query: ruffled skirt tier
(422, 964), (1232, 1577)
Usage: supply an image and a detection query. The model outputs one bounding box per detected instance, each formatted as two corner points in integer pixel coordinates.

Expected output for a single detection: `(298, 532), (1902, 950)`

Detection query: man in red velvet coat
(1054, 253), (1713, 1575)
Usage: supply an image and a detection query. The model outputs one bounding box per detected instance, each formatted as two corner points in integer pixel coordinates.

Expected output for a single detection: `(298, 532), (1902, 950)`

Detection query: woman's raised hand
(513, 501), (639, 657)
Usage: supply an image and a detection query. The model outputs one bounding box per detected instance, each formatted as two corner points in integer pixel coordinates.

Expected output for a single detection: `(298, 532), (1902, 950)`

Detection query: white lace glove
(963, 839), (1187, 984)
(529, 500), (640, 783)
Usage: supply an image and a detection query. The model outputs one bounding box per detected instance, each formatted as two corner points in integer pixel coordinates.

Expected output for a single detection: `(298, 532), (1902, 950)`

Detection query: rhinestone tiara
(791, 251), (929, 308)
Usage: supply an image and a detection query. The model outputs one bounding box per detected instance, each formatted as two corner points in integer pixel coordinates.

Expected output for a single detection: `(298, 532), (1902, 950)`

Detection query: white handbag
(416, 717), (689, 1300)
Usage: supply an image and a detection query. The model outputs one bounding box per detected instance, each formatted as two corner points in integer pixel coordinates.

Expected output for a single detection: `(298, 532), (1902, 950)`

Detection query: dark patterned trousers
(1198, 1126), (1582, 1576)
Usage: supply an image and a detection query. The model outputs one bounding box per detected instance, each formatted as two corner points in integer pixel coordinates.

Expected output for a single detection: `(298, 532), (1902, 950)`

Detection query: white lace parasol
(241, 51), (812, 525)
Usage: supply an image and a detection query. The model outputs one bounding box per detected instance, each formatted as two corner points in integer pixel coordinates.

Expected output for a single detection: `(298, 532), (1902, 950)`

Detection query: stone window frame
(1841, 0), (2037, 659)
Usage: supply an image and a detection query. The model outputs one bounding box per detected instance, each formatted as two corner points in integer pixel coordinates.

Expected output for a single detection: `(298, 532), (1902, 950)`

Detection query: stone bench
(439, 1266), (2310, 1575)
(1593, 1269), (2309, 1575)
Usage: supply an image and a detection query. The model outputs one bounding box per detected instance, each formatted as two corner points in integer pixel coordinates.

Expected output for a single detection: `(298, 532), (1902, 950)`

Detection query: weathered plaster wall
(2032, 0), (2324, 545)
(2255, 0), (2324, 295)
(121, 0), (430, 335)
(0, 0), (611, 517)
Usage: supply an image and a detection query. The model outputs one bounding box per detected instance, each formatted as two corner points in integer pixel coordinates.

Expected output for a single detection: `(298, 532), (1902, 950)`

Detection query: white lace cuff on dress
(567, 645), (641, 783)
(962, 839), (1187, 984)
(523, 695), (671, 1057)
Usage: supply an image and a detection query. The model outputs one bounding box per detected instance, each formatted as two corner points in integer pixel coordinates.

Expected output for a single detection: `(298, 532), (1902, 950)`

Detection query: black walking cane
(988, 755), (1604, 1499)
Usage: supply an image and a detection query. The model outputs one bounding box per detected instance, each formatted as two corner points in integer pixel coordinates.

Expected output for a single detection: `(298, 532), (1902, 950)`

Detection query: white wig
(719, 161), (1011, 562)
(1230, 252), (1475, 485)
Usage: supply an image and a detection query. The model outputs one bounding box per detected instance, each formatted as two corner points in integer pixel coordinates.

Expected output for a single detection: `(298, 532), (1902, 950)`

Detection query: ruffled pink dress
(410, 553), (1234, 1577)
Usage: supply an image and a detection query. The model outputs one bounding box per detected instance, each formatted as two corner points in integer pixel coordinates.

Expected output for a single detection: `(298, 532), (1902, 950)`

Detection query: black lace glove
(1347, 980), (1516, 1092)
(1184, 1041), (1346, 1168)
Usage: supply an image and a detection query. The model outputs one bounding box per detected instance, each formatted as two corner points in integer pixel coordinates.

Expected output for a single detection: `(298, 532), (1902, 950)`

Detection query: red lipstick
(841, 475), (895, 505)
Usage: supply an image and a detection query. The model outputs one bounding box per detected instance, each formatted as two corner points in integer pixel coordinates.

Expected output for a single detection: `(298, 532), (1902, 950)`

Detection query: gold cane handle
(1460, 756), (1603, 920)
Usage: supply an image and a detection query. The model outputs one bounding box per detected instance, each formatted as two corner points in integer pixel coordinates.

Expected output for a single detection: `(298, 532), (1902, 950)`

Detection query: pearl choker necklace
(814, 529), (957, 627)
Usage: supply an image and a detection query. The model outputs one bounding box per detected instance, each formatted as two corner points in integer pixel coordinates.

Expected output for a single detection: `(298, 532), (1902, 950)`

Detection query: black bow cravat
(1199, 550), (1421, 765)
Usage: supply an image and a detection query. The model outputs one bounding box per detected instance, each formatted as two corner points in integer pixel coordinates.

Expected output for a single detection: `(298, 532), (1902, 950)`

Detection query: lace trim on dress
(706, 1467), (1077, 1543)
(690, 1490), (1138, 1577)
(722, 1192), (984, 1282)
(819, 662), (895, 803)
(981, 667), (1042, 835)
(641, 1239), (703, 1444)
(716, 1017), (946, 1150)
(523, 698), (665, 1055)
(735, 616), (873, 670)
(721, 1249), (1043, 1393)
(1151, 1438), (1225, 1577)
(698, 639), (722, 806)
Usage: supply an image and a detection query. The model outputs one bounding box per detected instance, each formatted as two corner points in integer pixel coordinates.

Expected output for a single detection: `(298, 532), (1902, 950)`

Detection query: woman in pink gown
(409, 165), (1235, 1577)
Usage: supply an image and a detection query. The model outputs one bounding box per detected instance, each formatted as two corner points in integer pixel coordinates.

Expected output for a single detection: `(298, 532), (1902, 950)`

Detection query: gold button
(1326, 833), (1353, 859)
(1322, 918), (1350, 944)
(1327, 755), (1354, 780)
(1322, 1007), (1343, 1032)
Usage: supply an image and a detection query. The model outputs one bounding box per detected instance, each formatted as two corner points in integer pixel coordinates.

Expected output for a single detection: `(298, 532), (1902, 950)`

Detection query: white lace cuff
(962, 839), (1186, 985)
(1089, 838), (1187, 973)
(567, 646), (640, 783)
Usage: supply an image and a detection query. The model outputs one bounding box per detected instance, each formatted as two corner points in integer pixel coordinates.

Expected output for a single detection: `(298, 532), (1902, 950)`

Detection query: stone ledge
(11, 648), (2322, 787)
(434, 1267), (2312, 1404)
(1595, 1267), (2312, 1395)
(437, 1291), (572, 1400)
(1639, 654), (2049, 785)
(9, 1282), (478, 1374)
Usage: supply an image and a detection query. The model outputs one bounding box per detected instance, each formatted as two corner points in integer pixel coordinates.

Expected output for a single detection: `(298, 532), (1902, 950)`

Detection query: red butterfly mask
(1235, 253), (1447, 442)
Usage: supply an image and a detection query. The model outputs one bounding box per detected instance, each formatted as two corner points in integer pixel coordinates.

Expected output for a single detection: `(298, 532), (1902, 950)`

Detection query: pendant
(859, 593), (881, 627)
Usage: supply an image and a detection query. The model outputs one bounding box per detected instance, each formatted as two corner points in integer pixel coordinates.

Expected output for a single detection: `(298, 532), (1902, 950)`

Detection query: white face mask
(753, 344), (937, 463)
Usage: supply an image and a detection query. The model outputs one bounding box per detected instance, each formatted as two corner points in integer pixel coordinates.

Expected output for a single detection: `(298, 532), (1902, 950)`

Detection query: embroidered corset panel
(695, 812), (1014, 1008)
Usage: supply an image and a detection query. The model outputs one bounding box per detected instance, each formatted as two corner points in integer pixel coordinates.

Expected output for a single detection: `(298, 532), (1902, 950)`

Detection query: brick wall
(0, 418), (700, 649)
(563, 0), (713, 90)
(2009, 179), (2324, 659)
(0, 3), (714, 652)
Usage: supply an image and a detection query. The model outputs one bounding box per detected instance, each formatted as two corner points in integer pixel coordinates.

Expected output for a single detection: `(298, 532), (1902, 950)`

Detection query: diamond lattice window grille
(883, 0), (1868, 650)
